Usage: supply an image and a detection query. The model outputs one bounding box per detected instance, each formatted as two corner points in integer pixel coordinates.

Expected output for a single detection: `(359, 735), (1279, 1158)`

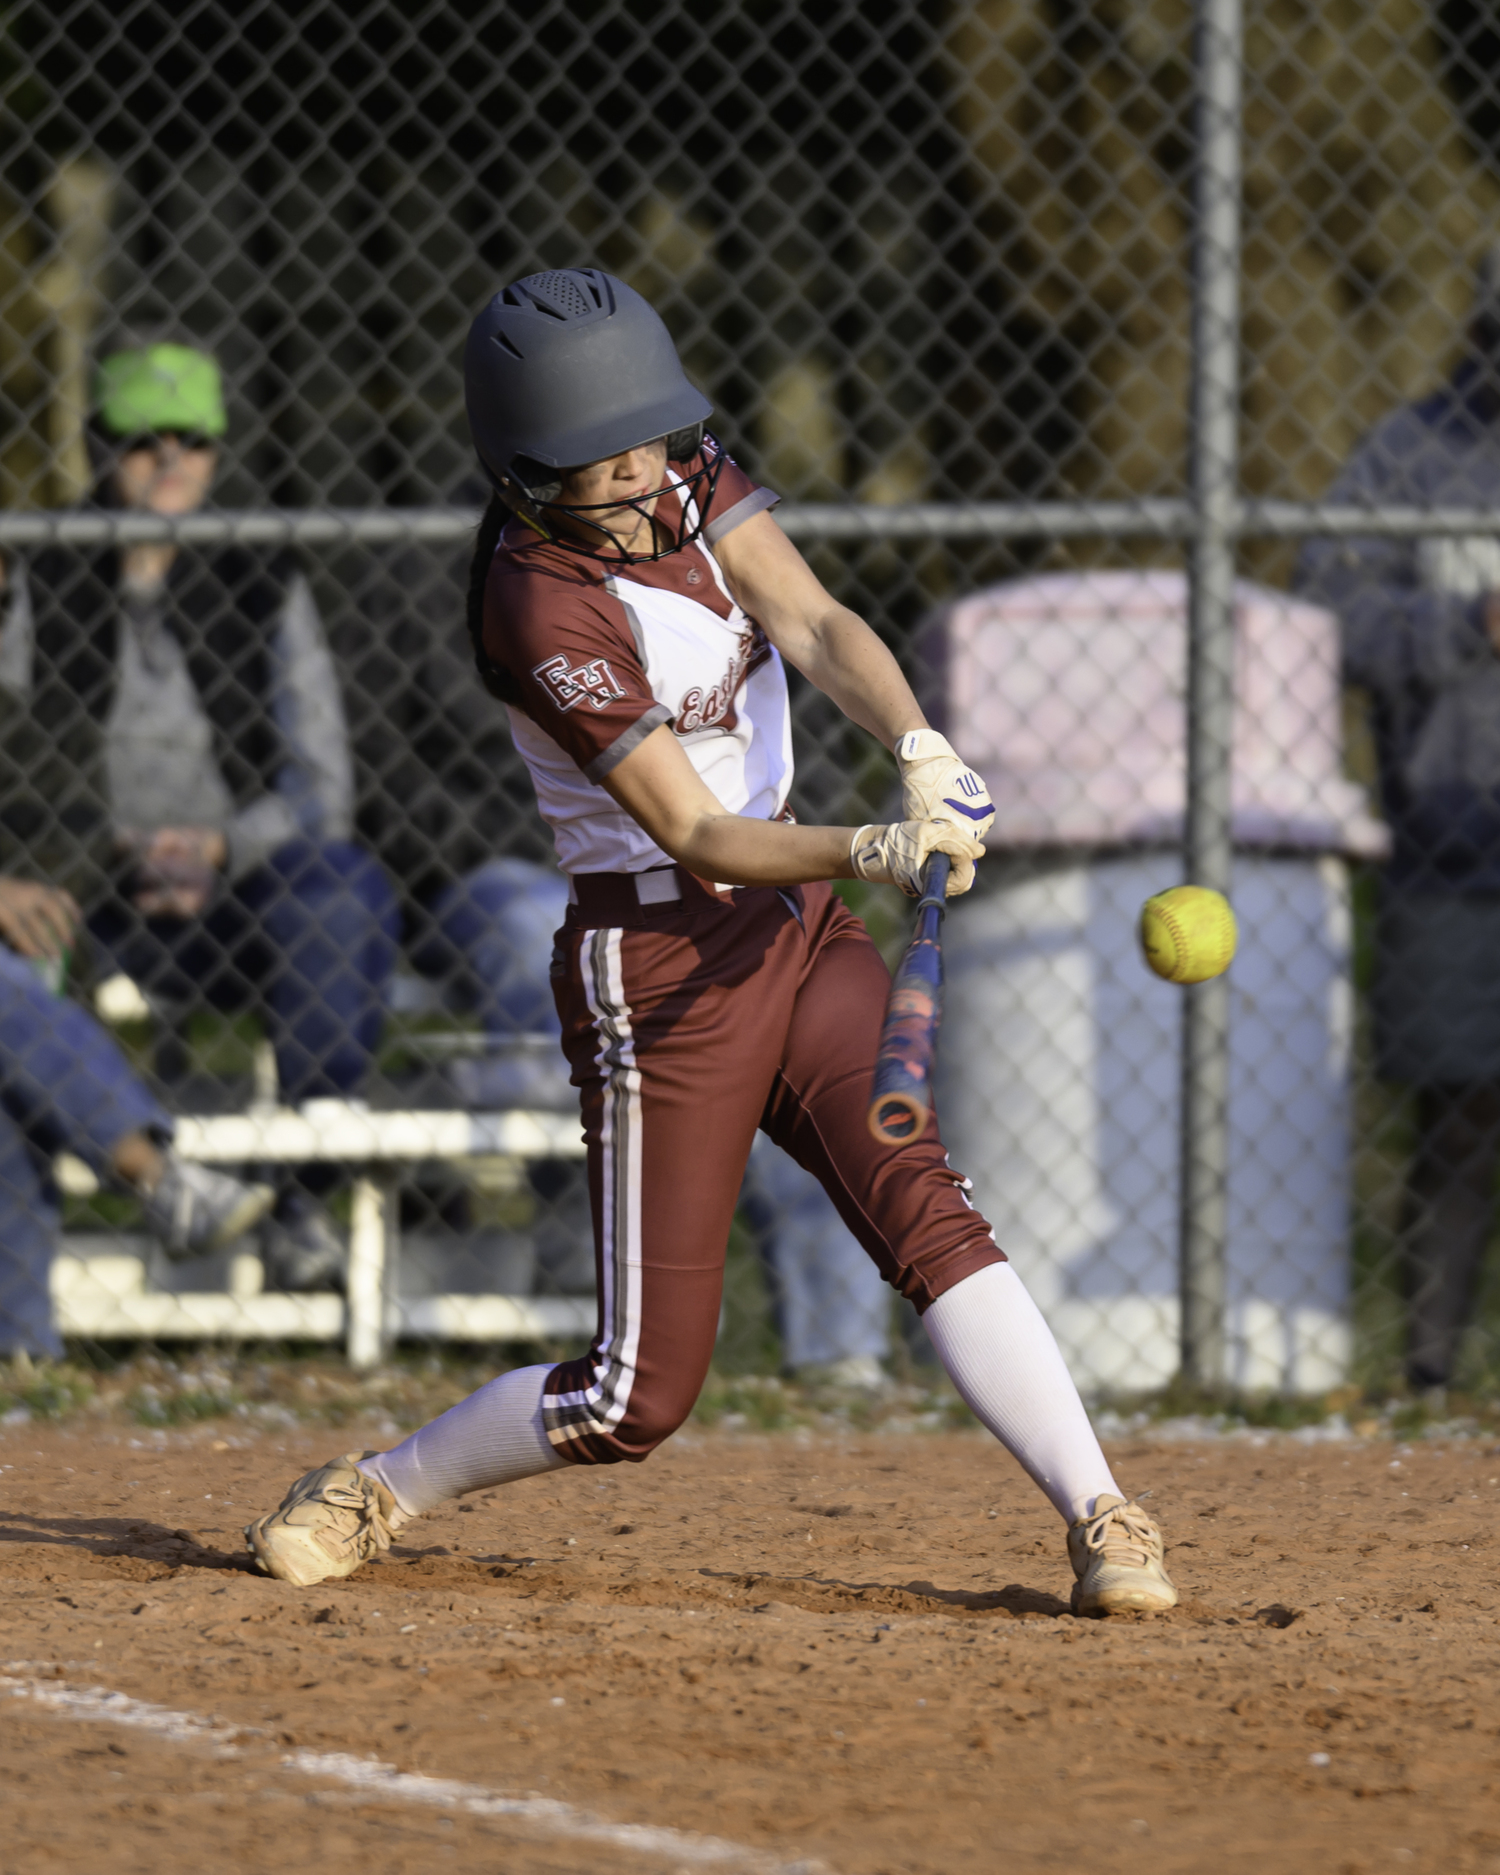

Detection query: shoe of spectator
(261, 1192), (347, 1293)
(795, 1355), (891, 1394)
(1068, 1493), (1178, 1615)
(448, 1043), (575, 1112)
(138, 1156), (275, 1260)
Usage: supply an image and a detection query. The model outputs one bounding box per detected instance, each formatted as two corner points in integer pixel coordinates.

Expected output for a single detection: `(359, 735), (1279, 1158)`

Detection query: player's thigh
(558, 909), (803, 1273)
(548, 912), (799, 1459)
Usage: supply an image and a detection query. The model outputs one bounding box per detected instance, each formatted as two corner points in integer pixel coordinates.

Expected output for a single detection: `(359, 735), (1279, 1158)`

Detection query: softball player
(245, 269), (1176, 1616)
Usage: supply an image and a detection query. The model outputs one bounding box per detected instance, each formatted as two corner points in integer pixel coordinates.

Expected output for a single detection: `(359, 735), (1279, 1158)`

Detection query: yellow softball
(1139, 885), (1238, 985)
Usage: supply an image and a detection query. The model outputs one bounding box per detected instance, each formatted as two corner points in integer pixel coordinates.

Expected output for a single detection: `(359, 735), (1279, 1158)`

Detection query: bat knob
(867, 1090), (931, 1145)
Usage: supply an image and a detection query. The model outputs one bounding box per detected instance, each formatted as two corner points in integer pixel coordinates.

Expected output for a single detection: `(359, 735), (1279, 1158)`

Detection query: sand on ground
(2, 1424), (1498, 1874)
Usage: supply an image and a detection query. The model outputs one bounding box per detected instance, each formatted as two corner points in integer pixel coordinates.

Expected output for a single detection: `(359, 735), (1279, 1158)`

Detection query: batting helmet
(464, 269), (712, 504)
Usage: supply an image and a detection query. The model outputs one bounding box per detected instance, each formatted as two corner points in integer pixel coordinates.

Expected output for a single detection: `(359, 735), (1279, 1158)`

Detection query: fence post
(1180, 0), (1243, 1391)
(346, 1175), (390, 1373)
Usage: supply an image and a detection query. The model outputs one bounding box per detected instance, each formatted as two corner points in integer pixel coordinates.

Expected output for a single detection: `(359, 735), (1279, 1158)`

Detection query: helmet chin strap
(493, 435), (725, 566)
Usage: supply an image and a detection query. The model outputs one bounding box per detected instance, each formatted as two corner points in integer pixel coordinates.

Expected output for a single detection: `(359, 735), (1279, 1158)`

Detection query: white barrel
(934, 851), (1353, 1396)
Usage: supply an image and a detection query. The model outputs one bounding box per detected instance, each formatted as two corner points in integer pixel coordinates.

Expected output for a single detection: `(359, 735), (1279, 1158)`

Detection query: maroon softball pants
(541, 871), (1003, 1464)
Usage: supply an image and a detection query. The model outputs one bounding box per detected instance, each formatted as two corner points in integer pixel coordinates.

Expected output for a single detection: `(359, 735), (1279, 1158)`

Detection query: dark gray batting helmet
(464, 269), (713, 520)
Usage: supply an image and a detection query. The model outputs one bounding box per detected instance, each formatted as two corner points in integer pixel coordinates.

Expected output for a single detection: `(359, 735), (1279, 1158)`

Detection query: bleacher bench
(52, 1100), (590, 1369)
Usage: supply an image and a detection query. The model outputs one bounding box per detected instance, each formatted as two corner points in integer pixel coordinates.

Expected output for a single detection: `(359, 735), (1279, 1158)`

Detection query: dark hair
(466, 491), (511, 699)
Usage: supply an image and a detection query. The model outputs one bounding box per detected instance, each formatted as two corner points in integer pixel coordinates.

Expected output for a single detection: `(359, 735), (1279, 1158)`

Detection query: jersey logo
(531, 653), (626, 713)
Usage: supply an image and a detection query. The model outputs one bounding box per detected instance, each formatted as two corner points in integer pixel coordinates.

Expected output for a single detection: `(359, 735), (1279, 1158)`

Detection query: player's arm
(712, 508), (925, 747)
(601, 723), (855, 885)
(599, 723), (979, 893)
(712, 508), (997, 845)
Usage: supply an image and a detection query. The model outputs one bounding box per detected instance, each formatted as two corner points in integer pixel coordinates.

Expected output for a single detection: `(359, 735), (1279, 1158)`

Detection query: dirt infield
(2, 1421), (1498, 1875)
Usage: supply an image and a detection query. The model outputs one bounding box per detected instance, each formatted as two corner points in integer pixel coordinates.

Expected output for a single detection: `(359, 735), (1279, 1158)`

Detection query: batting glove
(895, 729), (995, 842)
(850, 820), (984, 897)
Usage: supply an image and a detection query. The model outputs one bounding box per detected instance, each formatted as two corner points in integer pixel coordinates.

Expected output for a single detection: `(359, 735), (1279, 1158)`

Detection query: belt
(566, 865), (736, 926)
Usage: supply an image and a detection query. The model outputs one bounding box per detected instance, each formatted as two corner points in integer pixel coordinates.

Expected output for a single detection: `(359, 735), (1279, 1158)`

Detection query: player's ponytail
(466, 491), (512, 701)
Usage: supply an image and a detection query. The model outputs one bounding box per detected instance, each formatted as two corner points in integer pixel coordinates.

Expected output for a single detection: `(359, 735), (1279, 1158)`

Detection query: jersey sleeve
(483, 566), (672, 784)
(696, 445), (780, 546)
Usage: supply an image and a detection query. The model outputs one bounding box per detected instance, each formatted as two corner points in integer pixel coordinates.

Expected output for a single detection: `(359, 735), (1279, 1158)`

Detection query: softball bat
(867, 852), (951, 1145)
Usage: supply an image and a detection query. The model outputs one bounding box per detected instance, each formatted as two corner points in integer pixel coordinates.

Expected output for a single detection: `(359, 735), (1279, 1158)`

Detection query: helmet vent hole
(528, 272), (597, 320)
(492, 330), (523, 361)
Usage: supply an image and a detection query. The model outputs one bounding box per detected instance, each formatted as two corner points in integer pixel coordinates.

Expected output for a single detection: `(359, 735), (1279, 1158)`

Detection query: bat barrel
(866, 854), (951, 1145)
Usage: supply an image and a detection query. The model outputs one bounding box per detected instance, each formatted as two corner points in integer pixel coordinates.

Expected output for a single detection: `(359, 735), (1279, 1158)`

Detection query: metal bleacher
(53, 975), (592, 1368)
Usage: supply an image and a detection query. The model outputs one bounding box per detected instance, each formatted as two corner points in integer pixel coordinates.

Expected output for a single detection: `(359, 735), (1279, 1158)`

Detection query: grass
(8, 1344), (1499, 1444)
(0, 1347), (568, 1435)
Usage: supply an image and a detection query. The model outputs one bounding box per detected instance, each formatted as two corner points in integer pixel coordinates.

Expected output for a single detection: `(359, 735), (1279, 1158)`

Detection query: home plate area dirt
(2, 1425), (1499, 1875)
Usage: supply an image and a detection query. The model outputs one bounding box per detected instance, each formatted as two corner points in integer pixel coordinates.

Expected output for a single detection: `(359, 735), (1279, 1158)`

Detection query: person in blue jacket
(1299, 247), (1500, 1398)
(0, 873), (273, 1357)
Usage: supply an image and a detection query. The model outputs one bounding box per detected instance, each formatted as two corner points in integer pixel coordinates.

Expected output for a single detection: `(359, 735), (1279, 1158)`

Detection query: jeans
(1401, 1084), (1500, 1388)
(411, 857), (570, 1037)
(0, 946), (167, 1356)
(89, 838), (399, 1104)
(411, 859), (574, 1113)
(739, 1131), (892, 1371)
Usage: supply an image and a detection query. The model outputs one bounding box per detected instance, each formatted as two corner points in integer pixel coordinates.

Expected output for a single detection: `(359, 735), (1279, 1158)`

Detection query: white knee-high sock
(923, 1262), (1120, 1522)
(357, 1363), (567, 1520)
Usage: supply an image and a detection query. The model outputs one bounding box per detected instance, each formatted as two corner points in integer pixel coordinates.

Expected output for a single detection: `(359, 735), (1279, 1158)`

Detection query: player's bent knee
(613, 1387), (698, 1457)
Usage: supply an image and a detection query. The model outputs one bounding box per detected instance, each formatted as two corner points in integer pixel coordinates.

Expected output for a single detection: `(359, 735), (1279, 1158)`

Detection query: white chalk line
(1, 1667), (827, 1875)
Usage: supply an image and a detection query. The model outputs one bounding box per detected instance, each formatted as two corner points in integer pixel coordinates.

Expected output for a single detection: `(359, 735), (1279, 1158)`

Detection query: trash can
(922, 570), (1387, 1395)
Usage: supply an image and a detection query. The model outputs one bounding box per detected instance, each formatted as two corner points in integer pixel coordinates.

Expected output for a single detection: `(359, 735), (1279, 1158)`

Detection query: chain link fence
(3, 0), (1500, 1402)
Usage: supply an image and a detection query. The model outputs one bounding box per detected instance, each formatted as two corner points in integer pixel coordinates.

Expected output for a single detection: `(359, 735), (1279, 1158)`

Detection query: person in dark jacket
(1298, 248), (1500, 1399)
(0, 342), (398, 1289)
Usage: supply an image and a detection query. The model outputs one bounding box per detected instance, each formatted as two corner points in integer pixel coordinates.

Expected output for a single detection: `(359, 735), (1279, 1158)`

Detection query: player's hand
(850, 820), (984, 897)
(894, 729), (995, 842)
(0, 877), (80, 960)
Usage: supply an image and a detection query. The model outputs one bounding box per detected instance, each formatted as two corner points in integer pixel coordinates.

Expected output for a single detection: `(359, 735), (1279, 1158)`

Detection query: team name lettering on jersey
(675, 629), (769, 735)
(532, 652), (627, 713)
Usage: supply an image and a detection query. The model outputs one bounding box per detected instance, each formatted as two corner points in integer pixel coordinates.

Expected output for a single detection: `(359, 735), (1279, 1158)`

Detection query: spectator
(345, 503), (590, 1292)
(739, 1132), (892, 1388)
(1297, 247), (1500, 1401)
(343, 481), (572, 1104)
(0, 340), (398, 1289)
(0, 874), (274, 1358)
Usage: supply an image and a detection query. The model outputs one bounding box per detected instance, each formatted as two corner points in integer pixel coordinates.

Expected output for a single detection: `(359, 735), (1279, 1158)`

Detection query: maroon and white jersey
(480, 444), (791, 874)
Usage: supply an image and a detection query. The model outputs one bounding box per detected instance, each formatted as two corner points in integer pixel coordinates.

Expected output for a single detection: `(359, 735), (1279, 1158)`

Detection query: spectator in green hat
(94, 342), (228, 449)
(0, 337), (399, 1292)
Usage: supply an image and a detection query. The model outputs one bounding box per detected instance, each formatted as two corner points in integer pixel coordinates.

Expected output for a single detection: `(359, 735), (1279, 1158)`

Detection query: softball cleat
(245, 1452), (398, 1587)
(1067, 1493), (1178, 1616)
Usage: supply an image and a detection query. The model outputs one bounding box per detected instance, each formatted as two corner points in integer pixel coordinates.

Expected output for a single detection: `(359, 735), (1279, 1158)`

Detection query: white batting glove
(850, 820), (984, 898)
(895, 729), (995, 842)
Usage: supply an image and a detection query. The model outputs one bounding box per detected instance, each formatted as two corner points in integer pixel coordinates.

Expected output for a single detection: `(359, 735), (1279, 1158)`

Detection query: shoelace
(314, 1467), (396, 1555)
(1076, 1492), (1161, 1567)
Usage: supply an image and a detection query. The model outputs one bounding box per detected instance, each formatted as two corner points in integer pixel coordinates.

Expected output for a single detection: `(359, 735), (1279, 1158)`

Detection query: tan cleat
(1068, 1493), (1178, 1615)
(244, 1452), (398, 1587)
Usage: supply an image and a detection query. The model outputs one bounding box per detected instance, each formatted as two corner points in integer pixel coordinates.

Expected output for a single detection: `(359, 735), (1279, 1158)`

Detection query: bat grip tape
(915, 852), (951, 916)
